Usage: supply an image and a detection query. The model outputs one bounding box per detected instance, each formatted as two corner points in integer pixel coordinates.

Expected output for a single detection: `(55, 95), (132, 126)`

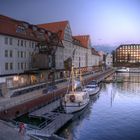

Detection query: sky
(0, 0), (140, 50)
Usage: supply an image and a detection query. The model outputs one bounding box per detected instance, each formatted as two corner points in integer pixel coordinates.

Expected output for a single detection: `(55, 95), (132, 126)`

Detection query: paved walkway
(0, 120), (30, 140)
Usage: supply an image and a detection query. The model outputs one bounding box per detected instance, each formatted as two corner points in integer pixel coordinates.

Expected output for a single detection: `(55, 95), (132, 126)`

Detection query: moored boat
(63, 91), (89, 113)
(63, 64), (89, 114)
(83, 85), (100, 96)
(116, 67), (129, 73)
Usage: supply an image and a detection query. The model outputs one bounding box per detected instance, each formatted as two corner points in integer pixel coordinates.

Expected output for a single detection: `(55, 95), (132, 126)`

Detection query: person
(18, 122), (25, 135)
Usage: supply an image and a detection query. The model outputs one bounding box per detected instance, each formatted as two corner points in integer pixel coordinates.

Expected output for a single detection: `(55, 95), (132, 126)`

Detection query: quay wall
(0, 69), (114, 120)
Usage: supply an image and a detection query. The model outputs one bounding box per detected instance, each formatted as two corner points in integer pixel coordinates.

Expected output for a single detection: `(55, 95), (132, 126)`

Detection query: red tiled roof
(37, 21), (68, 40)
(0, 14), (46, 41)
(73, 35), (90, 48)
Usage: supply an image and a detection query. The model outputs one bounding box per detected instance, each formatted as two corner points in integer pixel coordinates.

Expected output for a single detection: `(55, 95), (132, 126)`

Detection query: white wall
(0, 34), (37, 75)
(106, 54), (113, 66)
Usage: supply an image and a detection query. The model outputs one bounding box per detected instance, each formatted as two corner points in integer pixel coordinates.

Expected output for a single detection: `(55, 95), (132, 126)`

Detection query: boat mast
(71, 48), (76, 93)
(71, 64), (75, 93)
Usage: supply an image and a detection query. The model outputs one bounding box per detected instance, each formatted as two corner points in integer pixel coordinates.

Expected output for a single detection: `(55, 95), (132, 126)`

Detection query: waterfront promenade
(0, 68), (115, 120)
(0, 120), (30, 140)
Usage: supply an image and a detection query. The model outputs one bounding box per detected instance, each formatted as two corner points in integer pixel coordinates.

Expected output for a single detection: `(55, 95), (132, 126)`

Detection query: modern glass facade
(116, 44), (140, 63)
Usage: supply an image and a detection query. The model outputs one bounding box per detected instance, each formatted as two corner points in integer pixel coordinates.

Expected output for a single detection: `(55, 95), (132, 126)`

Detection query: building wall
(0, 34), (37, 75)
(105, 54), (113, 66)
(55, 46), (64, 69)
(63, 23), (74, 63)
(73, 44), (87, 68)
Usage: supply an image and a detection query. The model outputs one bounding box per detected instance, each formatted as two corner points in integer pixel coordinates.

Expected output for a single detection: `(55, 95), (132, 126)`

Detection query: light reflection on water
(58, 73), (140, 140)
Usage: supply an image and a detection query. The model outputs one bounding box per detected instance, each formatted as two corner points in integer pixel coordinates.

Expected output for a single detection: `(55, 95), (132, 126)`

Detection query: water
(58, 73), (140, 140)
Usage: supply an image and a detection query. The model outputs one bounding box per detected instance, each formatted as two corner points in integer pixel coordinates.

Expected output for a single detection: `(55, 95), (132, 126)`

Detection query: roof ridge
(37, 20), (68, 26)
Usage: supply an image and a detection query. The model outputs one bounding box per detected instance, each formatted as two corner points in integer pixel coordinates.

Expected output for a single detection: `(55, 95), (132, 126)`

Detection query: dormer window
(16, 25), (25, 33)
(22, 23), (29, 28)
(40, 29), (45, 33)
(32, 26), (37, 31)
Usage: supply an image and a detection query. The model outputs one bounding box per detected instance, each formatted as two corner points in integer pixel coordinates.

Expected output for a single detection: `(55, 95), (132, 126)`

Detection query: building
(0, 15), (60, 91)
(105, 53), (113, 67)
(115, 44), (140, 67)
(38, 21), (73, 78)
(38, 21), (100, 77)
(0, 15), (101, 87)
(73, 35), (100, 72)
(0, 15), (48, 76)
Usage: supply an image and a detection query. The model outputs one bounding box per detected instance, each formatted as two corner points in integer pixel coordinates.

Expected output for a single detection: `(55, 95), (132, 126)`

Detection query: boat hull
(63, 99), (89, 114)
(116, 68), (129, 73)
(88, 87), (100, 96)
(83, 86), (100, 96)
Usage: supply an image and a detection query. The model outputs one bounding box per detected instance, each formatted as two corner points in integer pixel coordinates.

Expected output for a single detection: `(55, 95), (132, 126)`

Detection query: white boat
(116, 67), (129, 73)
(83, 85), (100, 96)
(63, 91), (89, 113)
(89, 80), (98, 87)
(63, 63), (89, 114)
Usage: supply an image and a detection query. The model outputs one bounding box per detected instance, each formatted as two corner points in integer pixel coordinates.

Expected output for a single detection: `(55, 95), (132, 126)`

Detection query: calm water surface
(58, 73), (140, 140)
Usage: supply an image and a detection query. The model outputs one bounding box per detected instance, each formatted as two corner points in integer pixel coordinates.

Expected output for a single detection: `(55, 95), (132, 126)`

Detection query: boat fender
(70, 95), (75, 102)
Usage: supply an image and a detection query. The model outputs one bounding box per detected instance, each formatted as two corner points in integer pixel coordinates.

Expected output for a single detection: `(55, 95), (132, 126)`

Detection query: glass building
(115, 44), (140, 65)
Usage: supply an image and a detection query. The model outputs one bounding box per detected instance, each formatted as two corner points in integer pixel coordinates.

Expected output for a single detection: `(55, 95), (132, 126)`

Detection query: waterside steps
(29, 110), (73, 136)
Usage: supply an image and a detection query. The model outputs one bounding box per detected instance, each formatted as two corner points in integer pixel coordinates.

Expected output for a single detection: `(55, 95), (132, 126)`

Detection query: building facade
(0, 15), (47, 76)
(105, 53), (113, 67)
(115, 44), (140, 67)
(0, 15), (101, 80)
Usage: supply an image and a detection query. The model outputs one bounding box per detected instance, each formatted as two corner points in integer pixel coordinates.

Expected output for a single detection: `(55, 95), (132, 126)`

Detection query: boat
(63, 65), (89, 114)
(116, 67), (129, 73)
(89, 80), (98, 87)
(83, 84), (100, 96)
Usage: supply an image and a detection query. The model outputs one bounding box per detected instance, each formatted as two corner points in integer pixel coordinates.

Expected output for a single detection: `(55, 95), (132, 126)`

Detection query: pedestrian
(18, 122), (25, 135)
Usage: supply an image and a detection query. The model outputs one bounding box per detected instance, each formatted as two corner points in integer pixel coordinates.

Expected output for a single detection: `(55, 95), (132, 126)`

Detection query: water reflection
(115, 73), (140, 96)
(58, 73), (140, 140)
(58, 94), (100, 140)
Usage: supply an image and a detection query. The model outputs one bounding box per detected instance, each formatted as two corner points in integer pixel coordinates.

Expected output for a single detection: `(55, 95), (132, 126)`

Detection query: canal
(57, 73), (140, 140)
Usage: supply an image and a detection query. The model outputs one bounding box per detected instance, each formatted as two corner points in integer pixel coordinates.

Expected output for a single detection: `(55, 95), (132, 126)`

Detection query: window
(5, 63), (8, 70)
(16, 25), (25, 33)
(10, 50), (13, 57)
(10, 63), (13, 70)
(21, 51), (23, 58)
(24, 41), (26, 47)
(5, 50), (8, 57)
(32, 42), (34, 48)
(5, 37), (8, 45)
(9, 38), (12, 45)
(17, 40), (20, 46)
(21, 40), (23, 46)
